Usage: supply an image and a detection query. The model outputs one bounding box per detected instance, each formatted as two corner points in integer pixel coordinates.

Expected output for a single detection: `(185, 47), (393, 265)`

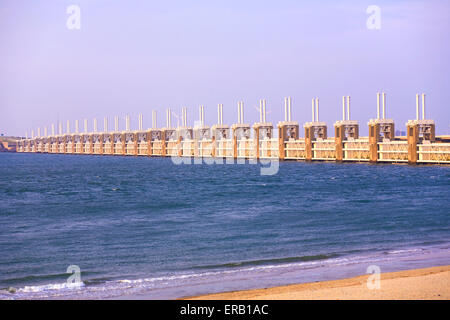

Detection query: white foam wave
(387, 248), (424, 255)
(4, 244), (447, 300)
(115, 255), (381, 287)
(18, 282), (85, 293)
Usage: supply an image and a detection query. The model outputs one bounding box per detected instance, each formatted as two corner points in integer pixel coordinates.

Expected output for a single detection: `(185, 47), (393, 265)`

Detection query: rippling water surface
(0, 153), (449, 299)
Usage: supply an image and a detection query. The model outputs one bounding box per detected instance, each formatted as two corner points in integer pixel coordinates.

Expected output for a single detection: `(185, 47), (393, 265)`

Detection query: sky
(1, 0), (449, 137)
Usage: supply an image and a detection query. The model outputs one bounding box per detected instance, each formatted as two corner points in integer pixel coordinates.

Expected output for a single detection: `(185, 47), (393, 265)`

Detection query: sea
(0, 153), (449, 299)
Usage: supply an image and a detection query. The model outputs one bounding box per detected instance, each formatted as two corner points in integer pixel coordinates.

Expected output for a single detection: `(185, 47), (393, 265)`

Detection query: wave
(1, 243), (449, 300)
(18, 282), (85, 293)
(190, 254), (338, 270)
(385, 248), (424, 255)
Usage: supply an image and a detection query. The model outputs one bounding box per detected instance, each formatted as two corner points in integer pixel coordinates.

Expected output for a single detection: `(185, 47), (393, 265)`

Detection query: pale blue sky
(1, 0), (449, 136)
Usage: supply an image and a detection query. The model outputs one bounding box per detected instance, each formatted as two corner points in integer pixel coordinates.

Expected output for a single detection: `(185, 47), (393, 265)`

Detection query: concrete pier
(13, 95), (450, 165)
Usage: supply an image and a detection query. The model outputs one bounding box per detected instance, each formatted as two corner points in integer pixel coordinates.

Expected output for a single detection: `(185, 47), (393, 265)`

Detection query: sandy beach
(185, 265), (450, 300)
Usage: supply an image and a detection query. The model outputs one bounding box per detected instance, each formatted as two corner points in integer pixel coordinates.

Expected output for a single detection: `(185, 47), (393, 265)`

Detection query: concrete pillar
(422, 94), (426, 120)
(369, 123), (380, 163)
(147, 131), (152, 156)
(177, 135), (183, 157)
(89, 135), (94, 154)
(254, 127), (260, 160)
(335, 125), (345, 161)
(133, 133), (138, 156)
(305, 127), (313, 161)
(232, 128), (238, 159)
(161, 130), (167, 157)
(407, 123), (419, 164)
(99, 134), (104, 155)
(110, 135), (114, 155)
(211, 136), (216, 158)
(278, 126), (286, 161)
(121, 133), (126, 156)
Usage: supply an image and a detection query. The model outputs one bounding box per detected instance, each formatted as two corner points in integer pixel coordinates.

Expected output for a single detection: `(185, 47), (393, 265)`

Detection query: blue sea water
(0, 153), (449, 299)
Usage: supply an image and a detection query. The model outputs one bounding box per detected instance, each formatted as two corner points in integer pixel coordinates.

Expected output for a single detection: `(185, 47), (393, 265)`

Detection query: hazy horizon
(1, 0), (449, 137)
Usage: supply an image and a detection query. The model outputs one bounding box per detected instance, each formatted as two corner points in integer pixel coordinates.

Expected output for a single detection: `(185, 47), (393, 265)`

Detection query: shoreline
(184, 265), (450, 300)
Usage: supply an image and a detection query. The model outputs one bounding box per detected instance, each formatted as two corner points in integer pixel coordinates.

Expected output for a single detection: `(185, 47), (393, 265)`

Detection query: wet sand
(185, 265), (450, 300)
